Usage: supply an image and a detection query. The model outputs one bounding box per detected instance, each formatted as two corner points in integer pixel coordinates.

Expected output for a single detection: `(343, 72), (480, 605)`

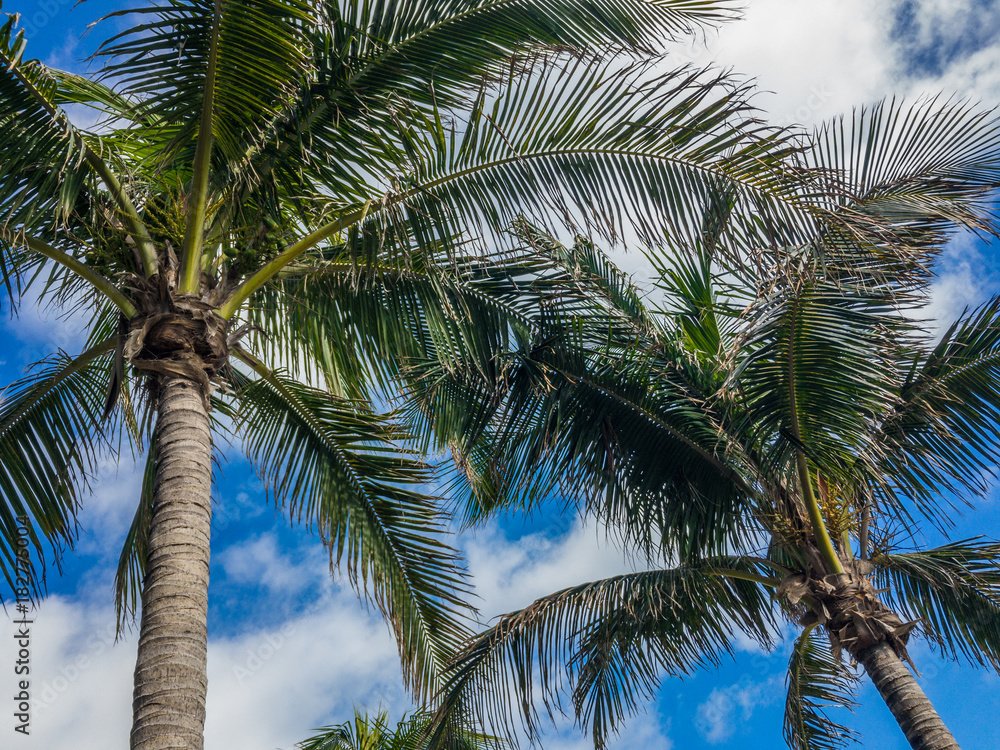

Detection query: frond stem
(21, 235), (136, 316)
(787, 294), (844, 575)
(704, 567), (780, 588)
(219, 207), (363, 318)
(178, 0), (222, 293)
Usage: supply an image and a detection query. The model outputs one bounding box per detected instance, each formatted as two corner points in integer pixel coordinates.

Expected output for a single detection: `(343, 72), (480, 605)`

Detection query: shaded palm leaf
(431, 560), (778, 749)
(226, 357), (473, 697)
(783, 627), (859, 750)
(729, 281), (902, 482)
(0, 340), (116, 593)
(872, 539), (1000, 670)
(877, 296), (1000, 516)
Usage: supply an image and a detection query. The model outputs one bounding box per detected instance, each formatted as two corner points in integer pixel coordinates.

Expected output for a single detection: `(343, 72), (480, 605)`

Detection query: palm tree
(297, 707), (500, 750)
(0, 1), (815, 748)
(414, 99), (1000, 750)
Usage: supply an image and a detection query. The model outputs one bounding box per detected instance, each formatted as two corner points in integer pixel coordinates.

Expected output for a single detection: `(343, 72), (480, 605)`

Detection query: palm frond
(807, 97), (1000, 285)
(431, 560), (777, 749)
(379, 57), (808, 265)
(227, 0), (742, 210)
(243, 244), (537, 402)
(729, 281), (902, 482)
(391, 235), (755, 559)
(0, 19), (101, 236)
(225, 357), (473, 698)
(872, 539), (1000, 670)
(97, 0), (313, 167)
(298, 707), (504, 750)
(783, 627), (860, 750)
(877, 296), (1000, 515)
(113, 435), (157, 634)
(0, 340), (116, 594)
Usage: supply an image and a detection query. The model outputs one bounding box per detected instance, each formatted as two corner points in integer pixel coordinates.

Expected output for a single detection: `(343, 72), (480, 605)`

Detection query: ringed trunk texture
(856, 640), (960, 750)
(130, 377), (213, 750)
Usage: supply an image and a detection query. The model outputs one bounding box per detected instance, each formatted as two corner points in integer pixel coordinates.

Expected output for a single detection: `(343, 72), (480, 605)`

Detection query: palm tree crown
(414, 99), (1000, 750)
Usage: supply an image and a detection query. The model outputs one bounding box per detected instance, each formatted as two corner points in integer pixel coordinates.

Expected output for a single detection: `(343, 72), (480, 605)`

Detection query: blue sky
(2, 1), (1000, 749)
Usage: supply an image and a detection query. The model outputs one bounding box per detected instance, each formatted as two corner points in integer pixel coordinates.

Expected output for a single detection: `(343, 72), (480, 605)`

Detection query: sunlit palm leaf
(299, 707), (504, 750)
(244, 246), (536, 401)
(233, 0), (743, 206)
(806, 97), (1000, 282)
(0, 20), (102, 237)
(382, 58), (808, 264)
(97, 0), (313, 166)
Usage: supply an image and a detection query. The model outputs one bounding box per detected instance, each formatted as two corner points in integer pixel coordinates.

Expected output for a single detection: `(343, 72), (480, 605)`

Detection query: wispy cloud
(695, 675), (785, 744)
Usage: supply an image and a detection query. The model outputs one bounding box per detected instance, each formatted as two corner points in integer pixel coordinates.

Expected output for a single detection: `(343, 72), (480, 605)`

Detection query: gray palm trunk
(856, 641), (960, 750)
(130, 377), (214, 750)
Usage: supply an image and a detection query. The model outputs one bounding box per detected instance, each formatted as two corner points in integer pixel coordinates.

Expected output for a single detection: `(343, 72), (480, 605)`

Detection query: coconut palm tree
(0, 1), (819, 748)
(297, 707), (500, 750)
(413, 99), (1000, 750)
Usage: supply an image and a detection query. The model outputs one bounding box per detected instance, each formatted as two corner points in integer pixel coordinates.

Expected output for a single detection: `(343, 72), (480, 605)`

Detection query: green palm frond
(513, 221), (656, 333)
(299, 707), (503, 750)
(0, 339), (117, 593)
(878, 296), (1000, 513)
(231, 0), (742, 205)
(783, 627), (860, 750)
(382, 57), (808, 264)
(0, 20), (99, 235)
(244, 246), (536, 402)
(393, 235), (754, 558)
(415, 314), (756, 559)
(431, 561), (777, 749)
(872, 539), (1000, 670)
(97, 0), (313, 166)
(730, 281), (902, 481)
(225, 357), (473, 697)
(807, 97), (1000, 281)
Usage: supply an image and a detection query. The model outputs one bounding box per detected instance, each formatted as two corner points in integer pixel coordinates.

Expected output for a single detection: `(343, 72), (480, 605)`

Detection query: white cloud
(216, 532), (327, 598)
(695, 674), (785, 744)
(3, 584), (407, 750)
(4, 596), (135, 750)
(204, 593), (406, 750)
(922, 233), (999, 334)
(465, 518), (638, 622)
(701, 0), (897, 127)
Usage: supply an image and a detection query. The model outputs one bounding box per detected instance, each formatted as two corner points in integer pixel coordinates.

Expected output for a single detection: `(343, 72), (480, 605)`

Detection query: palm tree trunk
(856, 641), (960, 750)
(130, 377), (213, 750)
